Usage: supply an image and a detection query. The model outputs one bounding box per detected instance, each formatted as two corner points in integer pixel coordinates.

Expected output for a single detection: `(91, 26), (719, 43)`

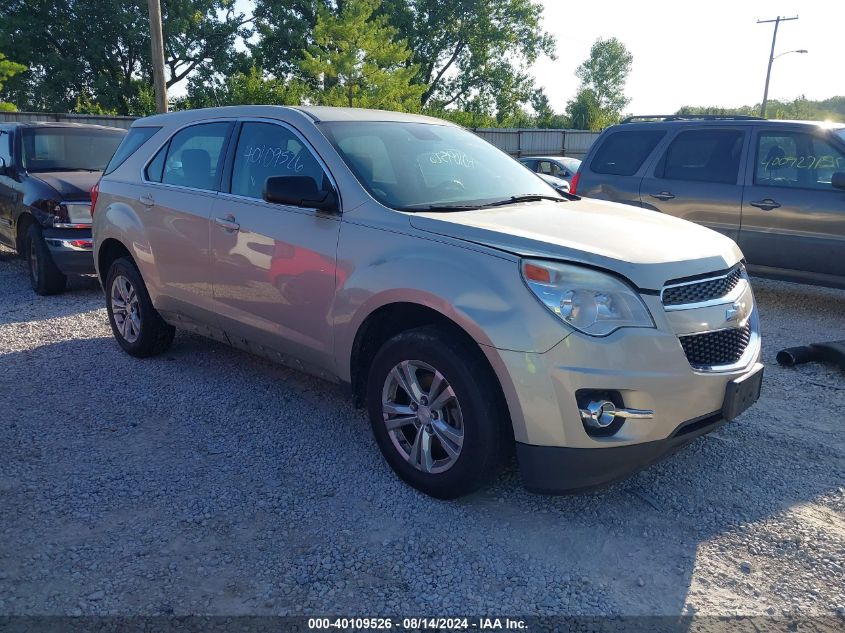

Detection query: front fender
(332, 220), (569, 382)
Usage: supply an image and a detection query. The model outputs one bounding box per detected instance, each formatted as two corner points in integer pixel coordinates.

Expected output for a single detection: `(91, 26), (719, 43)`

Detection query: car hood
(408, 198), (744, 291)
(30, 171), (100, 200)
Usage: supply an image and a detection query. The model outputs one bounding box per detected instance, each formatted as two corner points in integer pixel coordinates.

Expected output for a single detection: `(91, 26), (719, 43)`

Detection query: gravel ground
(0, 244), (843, 620)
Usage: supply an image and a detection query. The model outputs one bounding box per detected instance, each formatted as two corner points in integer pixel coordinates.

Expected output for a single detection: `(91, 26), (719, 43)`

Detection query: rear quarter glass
(590, 130), (666, 176)
(104, 127), (161, 176)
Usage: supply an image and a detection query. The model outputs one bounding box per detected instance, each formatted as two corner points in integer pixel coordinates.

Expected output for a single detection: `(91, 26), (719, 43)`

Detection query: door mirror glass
(263, 175), (338, 212)
(832, 172), (845, 190)
(0, 156), (6, 175)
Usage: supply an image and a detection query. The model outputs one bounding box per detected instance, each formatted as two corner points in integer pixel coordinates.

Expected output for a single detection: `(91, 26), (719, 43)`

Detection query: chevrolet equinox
(92, 106), (763, 498)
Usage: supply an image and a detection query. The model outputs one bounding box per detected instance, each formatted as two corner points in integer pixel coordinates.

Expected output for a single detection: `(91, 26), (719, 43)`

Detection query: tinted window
(105, 126), (160, 175)
(161, 122), (230, 191)
(20, 127), (125, 172)
(658, 130), (744, 184)
(320, 121), (558, 210)
(231, 122), (330, 199)
(755, 131), (845, 191)
(146, 144), (167, 182)
(590, 130), (665, 176)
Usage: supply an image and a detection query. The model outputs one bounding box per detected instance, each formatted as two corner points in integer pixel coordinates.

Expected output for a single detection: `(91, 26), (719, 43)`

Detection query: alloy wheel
(382, 360), (464, 474)
(111, 275), (141, 343)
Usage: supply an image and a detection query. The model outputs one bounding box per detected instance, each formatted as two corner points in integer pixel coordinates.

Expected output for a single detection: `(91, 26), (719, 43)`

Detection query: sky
(534, 0), (844, 114)
(228, 0), (844, 114)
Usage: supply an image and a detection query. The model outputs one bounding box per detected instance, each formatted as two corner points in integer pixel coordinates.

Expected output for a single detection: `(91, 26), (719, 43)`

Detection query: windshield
(319, 121), (559, 210)
(560, 157), (582, 172)
(21, 127), (125, 172)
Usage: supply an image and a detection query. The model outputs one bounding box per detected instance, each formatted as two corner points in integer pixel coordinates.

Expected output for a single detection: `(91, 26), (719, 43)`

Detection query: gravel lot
(1, 243), (843, 620)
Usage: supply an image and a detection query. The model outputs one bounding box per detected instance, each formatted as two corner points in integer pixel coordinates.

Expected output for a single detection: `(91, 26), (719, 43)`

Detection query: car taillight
(569, 170), (581, 195)
(90, 180), (100, 214)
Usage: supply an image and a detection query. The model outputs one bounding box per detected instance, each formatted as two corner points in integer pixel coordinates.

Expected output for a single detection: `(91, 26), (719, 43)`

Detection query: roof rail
(620, 114), (765, 123)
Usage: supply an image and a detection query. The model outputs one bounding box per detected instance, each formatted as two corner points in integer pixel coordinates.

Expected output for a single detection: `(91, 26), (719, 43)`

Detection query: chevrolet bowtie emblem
(726, 301), (745, 322)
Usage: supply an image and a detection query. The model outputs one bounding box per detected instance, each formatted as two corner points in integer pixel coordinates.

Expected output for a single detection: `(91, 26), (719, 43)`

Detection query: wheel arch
(348, 301), (518, 443)
(97, 238), (133, 286)
(15, 212), (36, 256)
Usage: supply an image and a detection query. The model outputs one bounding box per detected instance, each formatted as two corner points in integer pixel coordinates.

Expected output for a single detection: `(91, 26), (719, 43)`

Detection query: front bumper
(489, 289), (762, 492)
(517, 410), (725, 493)
(43, 227), (95, 275)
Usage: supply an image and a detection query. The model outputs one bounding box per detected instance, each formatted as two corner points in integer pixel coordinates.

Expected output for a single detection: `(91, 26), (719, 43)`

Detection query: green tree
(298, 0), (425, 110)
(177, 65), (305, 109)
(251, 0), (326, 80)
(565, 87), (612, 131)
(574, 37), (633, 121)
(0, 53), (26, 111)
(379, 0), (555, 112)
(0, 0), (251, 114)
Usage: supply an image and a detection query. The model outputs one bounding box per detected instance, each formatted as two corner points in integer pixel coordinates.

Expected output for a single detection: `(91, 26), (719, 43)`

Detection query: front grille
(679, 323), (752, 369)
(662, 267), (743, 307)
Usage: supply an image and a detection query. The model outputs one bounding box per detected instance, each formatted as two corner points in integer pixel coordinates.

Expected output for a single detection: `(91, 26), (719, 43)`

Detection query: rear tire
(27, 224), (67, 296)
(366, 325), (508, 499)
(105, 256), (175, 358)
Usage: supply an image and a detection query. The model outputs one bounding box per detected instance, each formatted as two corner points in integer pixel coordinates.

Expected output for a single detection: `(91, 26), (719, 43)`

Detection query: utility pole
(147, 0), (168, 113)
(758, 15), (798, 118)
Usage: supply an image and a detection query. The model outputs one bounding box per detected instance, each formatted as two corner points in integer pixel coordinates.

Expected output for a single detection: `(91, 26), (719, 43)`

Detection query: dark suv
(0, 122), (125, 294)
(572, 116), (845, 289)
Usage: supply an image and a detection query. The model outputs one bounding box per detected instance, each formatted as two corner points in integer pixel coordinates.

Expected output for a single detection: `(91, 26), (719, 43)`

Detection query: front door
(210, 120), (341, 373)
(0, 129), (18, 247)
(740, 127), (845, 280)
(638, 128), (747, 241)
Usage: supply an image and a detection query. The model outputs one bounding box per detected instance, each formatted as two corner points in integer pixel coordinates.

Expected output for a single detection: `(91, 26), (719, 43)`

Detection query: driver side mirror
(263, 176), (339, 213)
(832, 172), (845, 190)
(0, 157), (7, 176)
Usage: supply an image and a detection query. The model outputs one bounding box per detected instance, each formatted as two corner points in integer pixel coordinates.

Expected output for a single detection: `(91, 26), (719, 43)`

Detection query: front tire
(105, 256), (175, 358)
(27, 224), (67, 295)
(366, 326), (508, 499)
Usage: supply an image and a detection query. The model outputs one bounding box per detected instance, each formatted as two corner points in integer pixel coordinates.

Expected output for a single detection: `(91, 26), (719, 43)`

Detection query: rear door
(139, 120), (233, 324)
(739, 126), (845, 280)
(577, 128), (666, 206)
(210, 119), (341, 373)
(638, 127), (748, 241)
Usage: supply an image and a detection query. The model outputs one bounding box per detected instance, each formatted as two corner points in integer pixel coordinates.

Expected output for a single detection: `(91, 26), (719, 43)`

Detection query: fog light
(582, 400), (617, 429)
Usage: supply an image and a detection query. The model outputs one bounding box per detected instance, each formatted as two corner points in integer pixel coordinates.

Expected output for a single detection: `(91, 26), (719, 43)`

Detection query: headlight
(521, 260), (654, 337)
(50, 202), (92, 226)
(63, 203), (93, 224)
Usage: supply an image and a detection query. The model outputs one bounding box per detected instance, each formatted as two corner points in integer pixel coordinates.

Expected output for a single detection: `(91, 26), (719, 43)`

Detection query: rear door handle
(649, 191), (675, 201)
(139, 194), (155, 207)
(749, 198), (781, 211)
(214, 215), (240, 232)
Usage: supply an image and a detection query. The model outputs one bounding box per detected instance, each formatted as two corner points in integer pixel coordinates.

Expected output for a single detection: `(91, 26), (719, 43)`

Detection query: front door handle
(139, 194), (155, 208)
(214, 215), (240, 232)
(749, 198), (781, 211)
(649, 191), (675, 201)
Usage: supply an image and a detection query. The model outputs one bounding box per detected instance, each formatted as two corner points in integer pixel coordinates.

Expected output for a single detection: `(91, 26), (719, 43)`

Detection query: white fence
(0, 111), (135, 129)
(0, 112), (600, 157)
(472, 128), (599, 158)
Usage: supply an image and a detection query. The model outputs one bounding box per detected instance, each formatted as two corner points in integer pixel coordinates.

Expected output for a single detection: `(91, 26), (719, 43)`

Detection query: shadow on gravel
(0, 253), (103, 325)
(1, 281), (843, 621)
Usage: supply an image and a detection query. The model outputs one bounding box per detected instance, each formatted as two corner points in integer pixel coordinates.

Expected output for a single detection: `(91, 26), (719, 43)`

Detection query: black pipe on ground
(776, 340), (845, 370)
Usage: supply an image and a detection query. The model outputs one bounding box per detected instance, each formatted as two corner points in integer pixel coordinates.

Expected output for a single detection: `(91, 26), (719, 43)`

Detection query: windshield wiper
(401, 203), (484, 212)
(479, 194), (568, 208)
